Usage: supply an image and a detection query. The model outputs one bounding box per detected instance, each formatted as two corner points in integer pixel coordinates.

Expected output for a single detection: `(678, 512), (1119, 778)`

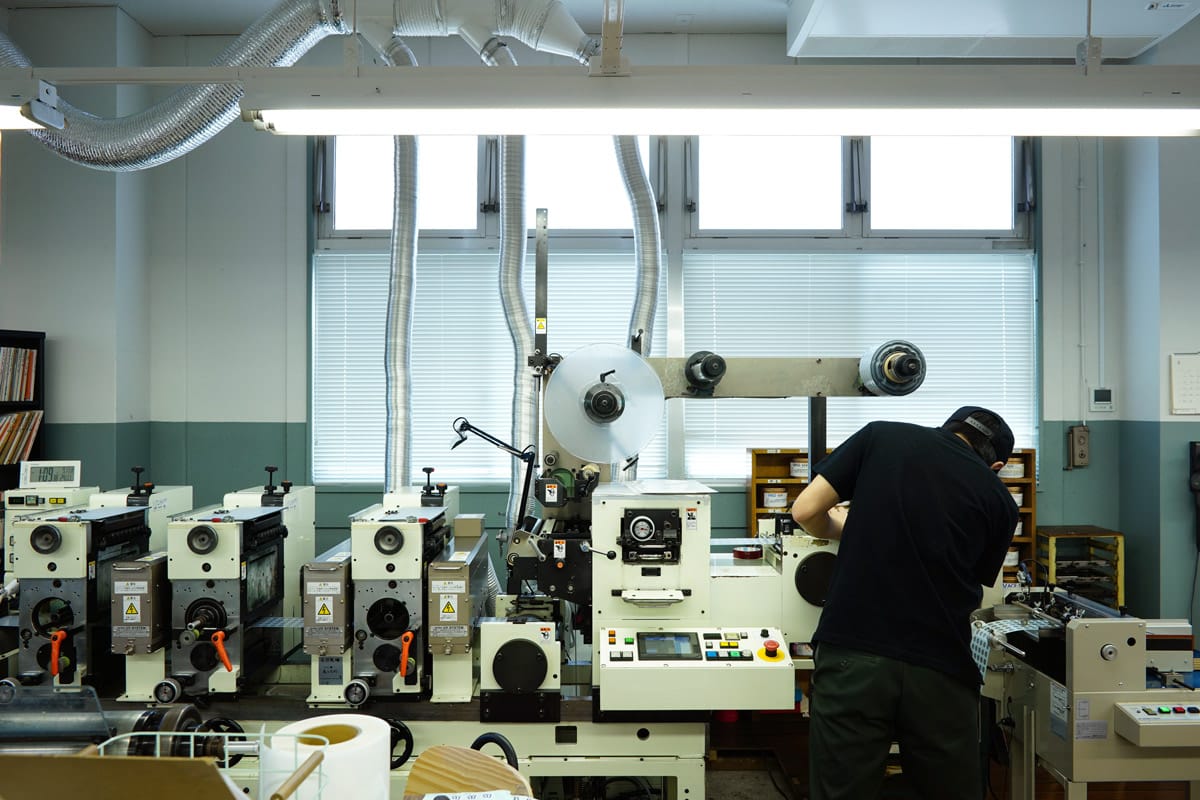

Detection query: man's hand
(790, 475), (846, 540)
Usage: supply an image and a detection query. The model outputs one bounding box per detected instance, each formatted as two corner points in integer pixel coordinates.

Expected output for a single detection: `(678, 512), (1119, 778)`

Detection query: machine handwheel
(385, 718), (414, 769)
(794, 551), (837, 607)
(470, 732), (519, 769)
(198, 717), (246, 767)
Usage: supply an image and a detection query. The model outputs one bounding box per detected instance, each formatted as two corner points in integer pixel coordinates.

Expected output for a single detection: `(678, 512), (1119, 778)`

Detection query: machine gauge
(629, 515), (656, 542)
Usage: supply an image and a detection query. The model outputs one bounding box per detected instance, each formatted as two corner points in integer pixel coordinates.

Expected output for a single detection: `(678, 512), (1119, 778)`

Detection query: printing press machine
(976, 587), (1200, 798)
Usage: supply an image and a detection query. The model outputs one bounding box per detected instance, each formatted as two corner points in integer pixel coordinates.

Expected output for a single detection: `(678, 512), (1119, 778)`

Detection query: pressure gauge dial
(629, 515), (656, 542)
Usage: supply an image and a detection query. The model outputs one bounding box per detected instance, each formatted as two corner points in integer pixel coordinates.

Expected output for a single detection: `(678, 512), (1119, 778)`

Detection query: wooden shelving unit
(999, 448), (1037, 584)
(747, 448), (811, 535)
(0, 329), (46, 492)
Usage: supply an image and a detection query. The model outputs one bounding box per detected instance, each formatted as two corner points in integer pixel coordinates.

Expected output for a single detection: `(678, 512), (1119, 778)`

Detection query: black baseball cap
(944, 406), (1015, 465)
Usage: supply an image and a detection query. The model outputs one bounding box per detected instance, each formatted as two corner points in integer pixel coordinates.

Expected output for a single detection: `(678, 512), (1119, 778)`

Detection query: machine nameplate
(307, 581), (340, 595)
(114, 580), (147, 594)
(1076, 720), (1108, 740)
(112, 625), (148, 638)
(431, 625), (468, 638)
(432, 580), (466, 594)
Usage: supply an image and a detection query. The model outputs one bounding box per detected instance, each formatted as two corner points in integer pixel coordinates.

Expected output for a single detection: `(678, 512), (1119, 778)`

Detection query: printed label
(241, 561), (247, 580)
(114, 580), (148, 595)
(1075, 720), (1108, 740)
(307, 581), (341, 595)
(318, 655), (344, 686)
(539, 626), (552, 641)
(440, 595), (458, 622)
(315, 596), (334, 623)
(1076, 697), (1091, 720)
(535, 318), (547, 334)
(123, 595), (141, 623)
(553, 539), (566, 559)
(1049, 682), (1068, 740)
(88, 561), (96, 579)
(545, 483), (559, 503)
(685, 508), (698, 531)
(431, 580), (466, 594)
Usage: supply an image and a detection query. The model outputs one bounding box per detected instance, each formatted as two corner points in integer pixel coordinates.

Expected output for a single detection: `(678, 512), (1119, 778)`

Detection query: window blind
(681, 252), (1036, 479)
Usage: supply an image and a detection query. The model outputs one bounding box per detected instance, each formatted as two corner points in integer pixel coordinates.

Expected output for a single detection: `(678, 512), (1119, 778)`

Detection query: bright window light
(333, 135), (478, 230)
(524, 135), (649, 230)
(870, 136), (1014, 231)
(698, 136), (842, 230)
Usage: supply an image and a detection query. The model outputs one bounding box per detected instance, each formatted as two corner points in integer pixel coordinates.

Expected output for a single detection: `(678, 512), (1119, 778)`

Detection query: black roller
(373, 644), (403, 673)
(794, 551), (837, 607)
(29, 525), (62, 555)
(491, 639), (547, 694)
(374, 526), (403, 555)
(366, 598), (410, 641)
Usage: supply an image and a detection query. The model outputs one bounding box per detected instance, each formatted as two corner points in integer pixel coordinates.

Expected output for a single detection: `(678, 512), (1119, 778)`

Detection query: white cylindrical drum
(261, 714), (390, 800)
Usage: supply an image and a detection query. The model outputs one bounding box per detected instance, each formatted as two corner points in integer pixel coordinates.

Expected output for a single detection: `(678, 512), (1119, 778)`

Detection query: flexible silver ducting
(615, 135), (662, 479)
(392, 0), (598, 63)
(0, 0), (346, 171)
(382, 38), (419, 494)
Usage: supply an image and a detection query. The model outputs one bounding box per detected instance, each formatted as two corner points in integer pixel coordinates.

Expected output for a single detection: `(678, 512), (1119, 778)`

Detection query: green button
(729, 651), (741, 659)
(1159, 706), (1173, 714)
(624, 637), (634, 645)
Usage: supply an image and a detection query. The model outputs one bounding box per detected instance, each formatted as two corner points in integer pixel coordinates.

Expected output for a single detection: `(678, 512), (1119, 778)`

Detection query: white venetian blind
(682, 252), (1036, 479)
(313, 250), (667, 483)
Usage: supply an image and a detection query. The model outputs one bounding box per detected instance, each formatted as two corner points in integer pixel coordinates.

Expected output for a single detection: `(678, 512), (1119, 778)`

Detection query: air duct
(380, 38), (419, 495)
(0, 0), (346, 171)
(392, 0), (597, 64)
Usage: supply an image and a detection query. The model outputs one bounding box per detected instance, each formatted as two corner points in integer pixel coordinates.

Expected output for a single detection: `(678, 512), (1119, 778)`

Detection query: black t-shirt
(811, 421), (1018, 687)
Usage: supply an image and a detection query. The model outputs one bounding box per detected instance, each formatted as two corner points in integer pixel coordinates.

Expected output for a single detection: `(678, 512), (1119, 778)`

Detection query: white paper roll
(261, 714), (390, 800)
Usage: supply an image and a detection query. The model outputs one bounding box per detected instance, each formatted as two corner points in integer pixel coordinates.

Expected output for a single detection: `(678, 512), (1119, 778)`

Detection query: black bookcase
(0, 329), (46, 491)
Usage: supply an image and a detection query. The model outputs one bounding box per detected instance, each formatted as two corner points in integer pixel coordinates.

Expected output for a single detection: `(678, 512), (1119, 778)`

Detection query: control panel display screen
(29, 465), (74, 483)
(637, 632), (702, 661)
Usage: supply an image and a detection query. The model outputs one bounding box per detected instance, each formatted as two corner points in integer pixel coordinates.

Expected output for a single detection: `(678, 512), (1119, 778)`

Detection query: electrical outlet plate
(1089, 387), (1115, 413)
(1068, 425), (1091, 467)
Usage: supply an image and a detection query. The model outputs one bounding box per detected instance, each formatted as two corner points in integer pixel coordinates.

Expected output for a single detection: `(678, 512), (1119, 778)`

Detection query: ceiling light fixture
(240, 64), (1200, 138)
(0, 80), (65, 130)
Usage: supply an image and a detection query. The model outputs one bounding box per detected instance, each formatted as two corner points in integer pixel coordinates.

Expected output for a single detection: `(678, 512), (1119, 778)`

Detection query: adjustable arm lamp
(450, 417), (538, 532)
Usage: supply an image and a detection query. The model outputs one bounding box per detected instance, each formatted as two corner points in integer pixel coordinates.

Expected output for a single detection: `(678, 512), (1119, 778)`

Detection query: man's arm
(790, 475), (847, 539)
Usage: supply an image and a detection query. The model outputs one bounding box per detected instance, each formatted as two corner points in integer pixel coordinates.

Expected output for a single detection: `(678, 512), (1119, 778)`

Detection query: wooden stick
(269, 752), (324, 800)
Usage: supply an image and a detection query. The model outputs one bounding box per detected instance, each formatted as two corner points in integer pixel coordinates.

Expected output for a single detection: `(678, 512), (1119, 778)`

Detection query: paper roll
(261, 714), (390, 800)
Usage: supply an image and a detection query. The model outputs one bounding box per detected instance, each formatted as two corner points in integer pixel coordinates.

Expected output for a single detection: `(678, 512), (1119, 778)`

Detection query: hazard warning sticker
(440, 594), (457, 622)
(315, 596), (334, 624)
(123, 595), (141, 623)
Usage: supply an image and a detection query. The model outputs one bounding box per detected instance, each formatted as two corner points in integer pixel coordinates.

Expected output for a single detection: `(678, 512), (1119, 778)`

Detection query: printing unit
(157, 505), (288, 700)
(89, 467), (193, 553)
(9, 505), (150, 687)
(347, 503), (449, 702)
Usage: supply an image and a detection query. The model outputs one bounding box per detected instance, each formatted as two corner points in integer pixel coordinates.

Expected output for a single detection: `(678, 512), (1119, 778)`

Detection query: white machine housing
(4, 485), (98, 583)
(91, 484), (193, 553)
(480, 618), (561, 693)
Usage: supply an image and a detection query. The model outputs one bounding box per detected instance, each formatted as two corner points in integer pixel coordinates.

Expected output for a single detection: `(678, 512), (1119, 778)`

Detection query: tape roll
(544, 343), (665, 463)
(262, 713), (390, 800)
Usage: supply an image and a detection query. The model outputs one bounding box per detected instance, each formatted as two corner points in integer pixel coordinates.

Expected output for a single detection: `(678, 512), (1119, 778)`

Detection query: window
(523, 135), (650, 230)
(868, 136), (1015, 231)
(312, 250), (667, 484)
(696, 135), (843, 231)
(332, 135), (479, 231)
(682, 252), (1036, 479)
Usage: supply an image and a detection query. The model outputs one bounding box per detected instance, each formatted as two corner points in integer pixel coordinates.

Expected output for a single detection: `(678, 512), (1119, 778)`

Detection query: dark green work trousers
(809, 643), (982, 800)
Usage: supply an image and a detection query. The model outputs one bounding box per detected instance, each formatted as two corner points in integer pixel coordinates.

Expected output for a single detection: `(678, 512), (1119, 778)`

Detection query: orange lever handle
(49, 630), (67, 677)
(399, 630), (414, 677)
(211, 630), (233, 672)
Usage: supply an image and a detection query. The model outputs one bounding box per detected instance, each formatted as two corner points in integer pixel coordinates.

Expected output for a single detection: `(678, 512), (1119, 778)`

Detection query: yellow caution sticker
(122, 595), (141, 623)
(315, 596), (334, 624)
(440, 595), (457, 622)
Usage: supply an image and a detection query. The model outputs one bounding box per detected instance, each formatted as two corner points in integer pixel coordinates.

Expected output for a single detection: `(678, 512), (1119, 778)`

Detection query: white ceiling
(0, 0), (1197, 59)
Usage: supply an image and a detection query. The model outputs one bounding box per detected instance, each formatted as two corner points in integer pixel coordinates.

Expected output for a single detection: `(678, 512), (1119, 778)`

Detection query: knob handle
(399, 630), (414, 678)
(211, 630), (233, 672)
(49, 630), (67, 677)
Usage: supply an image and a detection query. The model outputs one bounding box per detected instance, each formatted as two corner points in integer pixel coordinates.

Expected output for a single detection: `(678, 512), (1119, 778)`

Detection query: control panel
(1115, 701), (1200, 748)
(596, 626), (794, 712)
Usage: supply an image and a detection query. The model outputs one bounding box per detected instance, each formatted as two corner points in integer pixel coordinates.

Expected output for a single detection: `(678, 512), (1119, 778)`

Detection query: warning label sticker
(685, 508), (698, 531)
(114, 580), (148, 595)
(123, 595), (141, 623)
(535, 317), (547, 334)
(315, 596), (334, 624)
(553, 539), (566, 559)
(431, 580), (465, 594)
(440, 595), (458, 622)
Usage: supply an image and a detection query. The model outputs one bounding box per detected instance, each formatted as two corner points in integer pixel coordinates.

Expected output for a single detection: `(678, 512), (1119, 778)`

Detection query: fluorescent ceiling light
(0, 80), (65, 130)
(241, 64), (1200, 137)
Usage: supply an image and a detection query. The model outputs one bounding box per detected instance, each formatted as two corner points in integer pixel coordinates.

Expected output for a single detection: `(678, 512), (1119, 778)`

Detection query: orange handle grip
(49, 630), (67, 677)
(399, 630), (414, 677)
(211, 630), (233, 672)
